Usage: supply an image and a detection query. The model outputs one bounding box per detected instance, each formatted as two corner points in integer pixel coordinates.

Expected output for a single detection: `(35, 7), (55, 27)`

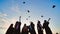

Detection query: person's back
(45, 26), (52, 34)
(6, 24), (14, 34)
(29, 22), (36, 34)
(14, 21), (21, 34)
(22, 24), (29, 34)
(43, 20), (52, 34)
(37, 20), (43, 34)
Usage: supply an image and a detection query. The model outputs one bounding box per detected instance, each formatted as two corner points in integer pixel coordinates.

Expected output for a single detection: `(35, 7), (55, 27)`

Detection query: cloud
(0, 12), (8, 17)
(3, 14), (7, 16)
(10, 5), (20, 12)
(9, 17), (18, 24)
(0, 12), (18, 27)
(0, 12), (9, 26)
(2, 18), (9, 23)
(0, 27), (6, 29)
(0, 16), (18, 34)
(0, 12), (10, 29)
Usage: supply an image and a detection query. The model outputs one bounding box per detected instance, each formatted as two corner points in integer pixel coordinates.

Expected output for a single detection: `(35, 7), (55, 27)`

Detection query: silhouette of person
(43, 20), (52, 34)
(28, 22), (36, 34)
(6, 24), (14, 34)
(37, 20), (43, 34)
(22, 24), (29, 34)
(14, 21), (21, 34)
(56, 33), (58, 34)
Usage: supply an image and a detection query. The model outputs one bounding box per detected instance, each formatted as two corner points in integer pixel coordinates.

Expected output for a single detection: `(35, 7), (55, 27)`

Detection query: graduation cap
(41, 15), (43, 17)
(28, 16), (30, 18)
(26, 18), (28, 20)
(23, 1), (25, 4)
(26, 10), (30, 14)
(52, 5), (56, 8)
(27, 10), (30, 13)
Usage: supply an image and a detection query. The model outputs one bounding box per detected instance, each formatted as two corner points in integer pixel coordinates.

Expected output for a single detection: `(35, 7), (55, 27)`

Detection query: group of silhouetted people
(6, 19), (52, 34)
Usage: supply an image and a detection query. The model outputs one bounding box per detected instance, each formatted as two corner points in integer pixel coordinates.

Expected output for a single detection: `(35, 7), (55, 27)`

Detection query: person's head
(15, 21), (21, 26)
(15, 21), (19, 28)
(38, 20), (40, 24)
(30, 21), (35, 27)
(9, 24), (13, 28)
(16, 21), (19, 22)
(30, 21), (33, 25)
(10, 24), (13, 27)
(44, 20), (47, 23)
(56, 33), (58, 34)
(44, 20), (49, 26)
(15, 21), (19, 26)
(24, 24), (26, 26)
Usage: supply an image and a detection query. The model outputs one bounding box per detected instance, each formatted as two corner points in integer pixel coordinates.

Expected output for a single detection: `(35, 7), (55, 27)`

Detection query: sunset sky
(0, 0), (60, 34)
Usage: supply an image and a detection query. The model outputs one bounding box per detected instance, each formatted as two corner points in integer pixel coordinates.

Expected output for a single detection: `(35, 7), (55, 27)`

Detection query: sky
(0, 0), (60, 34)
